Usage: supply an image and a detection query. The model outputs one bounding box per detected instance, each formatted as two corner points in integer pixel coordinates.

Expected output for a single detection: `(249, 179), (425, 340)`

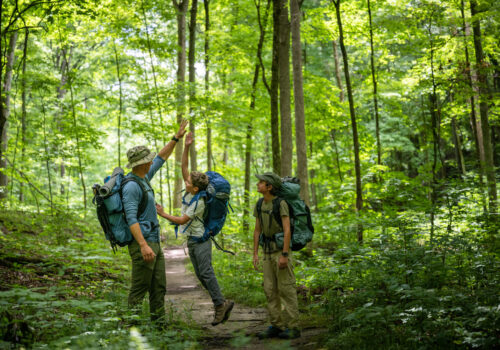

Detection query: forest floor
(164, 246), (326, 350)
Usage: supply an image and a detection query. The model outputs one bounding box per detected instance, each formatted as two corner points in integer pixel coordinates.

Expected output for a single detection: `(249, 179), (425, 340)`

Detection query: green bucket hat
(255, 172), (282, 189)
(126, 146), (156, 168)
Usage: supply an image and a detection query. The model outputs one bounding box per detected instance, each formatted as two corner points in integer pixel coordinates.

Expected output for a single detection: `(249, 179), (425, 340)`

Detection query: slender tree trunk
(245, 0), (271, 233)
(333, 0), (363, 243)
(290, 0), (309, 203)
(113, 41), (123, 169)
(270, 0), (281, 174)
(204, 0), (212, 171)
(278, 0), (292, 177)
(40, 95), (54, 214)
(68, 80), (86, 212)
(188, 0), (198, 171)
(451, 116), (466, 176)
(309, 142), (318, 211)
(142, 6), (165, 205)
(330, 130), (343, 183)
(470, 0), (497, 213)
(460, 0), (487, 211)
(0, 31), (18, 199)
(332, 40), (344, 102)
(57, 46), (72, 196)
(367, 0), (381, 166)
(173, 0), (189, 209)
(19, 29), (29, 202)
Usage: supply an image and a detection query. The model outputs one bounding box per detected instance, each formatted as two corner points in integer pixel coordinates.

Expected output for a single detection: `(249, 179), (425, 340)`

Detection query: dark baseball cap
(255, 172), (282, 189)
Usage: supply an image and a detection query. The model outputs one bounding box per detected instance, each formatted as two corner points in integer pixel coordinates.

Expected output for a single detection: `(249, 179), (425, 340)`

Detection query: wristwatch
(171, 136), (179, 142)
(281, 251), (289, 257)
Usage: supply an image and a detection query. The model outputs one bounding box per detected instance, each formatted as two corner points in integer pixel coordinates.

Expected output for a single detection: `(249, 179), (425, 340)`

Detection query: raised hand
(175, 119), (188, 139)
(185, 131), (194, 146)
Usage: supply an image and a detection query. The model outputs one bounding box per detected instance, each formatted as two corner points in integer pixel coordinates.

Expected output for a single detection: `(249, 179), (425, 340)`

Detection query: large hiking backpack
(92, 167), (149, 252)
(179, 171), (234, 254)
(257, 176), (314, 251)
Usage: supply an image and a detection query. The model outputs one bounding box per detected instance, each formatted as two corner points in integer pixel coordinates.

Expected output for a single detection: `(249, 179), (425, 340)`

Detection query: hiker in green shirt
(253, 172), (301, 340)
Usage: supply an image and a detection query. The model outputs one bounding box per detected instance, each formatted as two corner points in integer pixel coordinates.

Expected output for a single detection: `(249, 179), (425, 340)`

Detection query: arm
(253, 218), (261, 271)
(129, 223), (156, 263)
(157, 120), (188, 160)
(278, 215), (291, 269)
(181, 132), (193, 181)
(122, 182), (155, 262)
(156, 203), (191, 225)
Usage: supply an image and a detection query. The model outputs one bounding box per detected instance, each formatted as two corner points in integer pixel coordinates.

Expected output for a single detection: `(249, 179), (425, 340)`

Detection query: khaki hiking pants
(262, 251), (299, 329)
(128, 240), (166, 321)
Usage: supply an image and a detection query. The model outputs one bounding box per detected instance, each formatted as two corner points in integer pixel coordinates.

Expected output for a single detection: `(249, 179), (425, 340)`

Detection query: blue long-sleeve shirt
(122, 155), (164, 243)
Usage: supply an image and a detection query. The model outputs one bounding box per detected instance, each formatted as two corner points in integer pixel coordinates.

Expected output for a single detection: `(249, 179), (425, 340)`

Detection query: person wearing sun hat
(252, 172), (301, 340)
(122, 120), (187, 325)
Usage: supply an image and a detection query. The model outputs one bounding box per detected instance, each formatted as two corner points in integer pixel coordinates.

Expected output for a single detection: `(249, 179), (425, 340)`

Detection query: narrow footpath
(164, 247), (324, 349)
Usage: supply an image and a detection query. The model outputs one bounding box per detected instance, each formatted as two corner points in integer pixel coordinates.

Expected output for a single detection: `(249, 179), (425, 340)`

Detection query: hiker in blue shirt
(156, 131), (234, 326)
(122, 120), (187, 325)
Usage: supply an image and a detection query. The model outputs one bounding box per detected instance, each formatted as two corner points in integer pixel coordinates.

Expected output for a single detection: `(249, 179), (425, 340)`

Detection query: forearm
(157, 139), (178, 160)
(160, 212), (190, 225)
(181, 144), (190, 181)
(282, 217), (291, 253)
(253, 230), (260, 255)
(129, 223), (148, 247)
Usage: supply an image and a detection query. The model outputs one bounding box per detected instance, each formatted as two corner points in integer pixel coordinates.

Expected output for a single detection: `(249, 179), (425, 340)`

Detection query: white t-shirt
(179, 192), (206, 238)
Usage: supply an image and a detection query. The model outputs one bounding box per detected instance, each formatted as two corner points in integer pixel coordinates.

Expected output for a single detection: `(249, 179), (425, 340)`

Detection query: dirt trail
(164, 247), (323, 349)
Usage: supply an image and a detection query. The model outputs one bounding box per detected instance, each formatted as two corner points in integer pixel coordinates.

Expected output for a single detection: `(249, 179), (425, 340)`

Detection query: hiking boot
(257, 326), (283, 339)
(278, 328), (301, 339)
(211, 300), (234, 326)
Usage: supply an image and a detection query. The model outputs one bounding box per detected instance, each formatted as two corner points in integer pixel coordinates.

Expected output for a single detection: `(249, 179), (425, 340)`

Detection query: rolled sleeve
(122, 182), (142, 227)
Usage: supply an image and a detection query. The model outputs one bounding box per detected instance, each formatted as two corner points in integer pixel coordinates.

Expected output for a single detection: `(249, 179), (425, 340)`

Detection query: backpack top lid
(278, 180), (300, 200)
(206, 171), (230, 198)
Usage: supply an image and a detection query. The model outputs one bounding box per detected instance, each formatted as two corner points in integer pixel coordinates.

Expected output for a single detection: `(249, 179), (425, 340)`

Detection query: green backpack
(256, 177), (314, 251)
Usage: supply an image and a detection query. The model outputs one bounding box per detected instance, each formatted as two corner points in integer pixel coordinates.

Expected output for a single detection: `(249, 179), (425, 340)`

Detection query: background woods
(0, 0), (499, 348)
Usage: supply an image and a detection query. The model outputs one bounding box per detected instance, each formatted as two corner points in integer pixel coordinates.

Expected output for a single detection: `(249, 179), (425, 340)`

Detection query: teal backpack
(256, 176), (314, 251)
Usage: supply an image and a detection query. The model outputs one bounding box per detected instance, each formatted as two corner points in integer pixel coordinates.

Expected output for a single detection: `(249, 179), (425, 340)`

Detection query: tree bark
(188, 0), (198, 171)
(367, 0), (381, 166)
(332, 40), (344, 102)
(204, 0), (212, 171)
(113, 41), (123, 169)
(290, 0), (309, 203)
(332, 0), (363, 243)
(278, 0), (292, 177)
(19, 29), (29, 202)
(173, 0), (189, 209)
(142, 6), (165, 206)
(0, 31), (18, 199)
(270, 0), (281, 174)
(470, 0), (497, 213)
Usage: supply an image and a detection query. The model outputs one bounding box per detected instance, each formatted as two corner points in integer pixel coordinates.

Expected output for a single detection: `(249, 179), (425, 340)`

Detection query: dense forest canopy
(0, 0), (499, 348)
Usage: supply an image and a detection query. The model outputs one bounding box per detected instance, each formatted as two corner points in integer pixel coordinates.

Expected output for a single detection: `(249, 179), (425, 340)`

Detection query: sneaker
(211, 300), (234, 326)
(257, 325), (283, 339)
(278, 328), (301, 339)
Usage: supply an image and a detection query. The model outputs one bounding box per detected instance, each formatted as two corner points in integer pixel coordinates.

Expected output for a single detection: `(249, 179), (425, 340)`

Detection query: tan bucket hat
(126, 146), (156, 168)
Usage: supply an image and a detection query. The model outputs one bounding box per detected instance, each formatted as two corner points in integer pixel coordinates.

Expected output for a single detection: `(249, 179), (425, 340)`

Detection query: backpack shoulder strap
(272, 197), (285, 229)
(121, 176), (149, 217)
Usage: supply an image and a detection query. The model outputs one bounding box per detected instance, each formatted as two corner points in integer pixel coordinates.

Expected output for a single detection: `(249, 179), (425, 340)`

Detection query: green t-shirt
(253, 197), (289, 237)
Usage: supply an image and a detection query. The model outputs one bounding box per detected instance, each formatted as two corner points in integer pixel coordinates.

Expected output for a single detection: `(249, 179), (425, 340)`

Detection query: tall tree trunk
(290, 0), (309, 203)
(278, 0), (292, 177)
(0, 31), (18, 199)
(367, 0), (381, 166)
(204, 0), (212, 171)
(332, 40), (344, 102)
(68, 79), (87, 212)
(309, 142), (318, 211)
(142, 6), (165, 206)
(332, 0), (363, 243)
(245, 0), (271, 233)
(470, 0), (497, 213)
(40, 95), (54, 214)
(330, 130), (343, 183)
(270, 0), (281, 174)
(460, 0), (487, 211)
(57, 46), (72, 196)
(113, 41), (123, 169)
(19, 29), (29, 202)
(451, 116), (466, 176)
(173, 0), (189, 209)
(188, 0), (198, 171)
